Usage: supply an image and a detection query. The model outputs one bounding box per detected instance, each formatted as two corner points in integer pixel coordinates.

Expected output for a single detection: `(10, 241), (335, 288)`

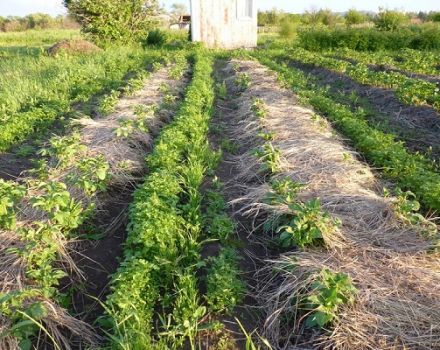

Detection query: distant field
(0, 29), (81, 47)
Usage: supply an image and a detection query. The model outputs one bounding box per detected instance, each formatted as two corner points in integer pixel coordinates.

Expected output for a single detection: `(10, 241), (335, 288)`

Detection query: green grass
(0, 30), (165, 152)
(0, 29), (81, 48)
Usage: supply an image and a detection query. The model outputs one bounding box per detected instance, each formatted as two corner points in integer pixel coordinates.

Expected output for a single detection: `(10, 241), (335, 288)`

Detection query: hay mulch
(222, 59), (440, 350)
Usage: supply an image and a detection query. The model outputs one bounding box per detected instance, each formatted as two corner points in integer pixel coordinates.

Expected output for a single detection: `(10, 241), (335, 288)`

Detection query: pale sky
(0, 0), (439, 17)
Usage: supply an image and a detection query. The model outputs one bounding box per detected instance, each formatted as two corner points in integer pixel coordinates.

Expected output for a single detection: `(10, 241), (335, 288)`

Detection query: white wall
(190, 0), (257, 49)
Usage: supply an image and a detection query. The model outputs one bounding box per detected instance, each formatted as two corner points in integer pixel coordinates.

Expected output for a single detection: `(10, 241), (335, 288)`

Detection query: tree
(374, 8), (407, 31)
(171, 3), (187, 16)
(428, 11), (440, 22)
(345, 9), (366, 27)
(320, 9), (339, 27)
(64, 0), (161, 44)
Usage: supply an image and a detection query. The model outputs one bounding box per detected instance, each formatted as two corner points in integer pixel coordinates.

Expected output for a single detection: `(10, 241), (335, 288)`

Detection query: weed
(216, 81), (228, 99)
(220, 139), (238, 154)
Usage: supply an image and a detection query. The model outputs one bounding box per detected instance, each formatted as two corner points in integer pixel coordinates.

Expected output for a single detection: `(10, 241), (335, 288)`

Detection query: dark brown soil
(195, 59), (276, 349)
(284, 58), (440, 162)
(0, 152), (34, 181)
(67, 189), (132, 322)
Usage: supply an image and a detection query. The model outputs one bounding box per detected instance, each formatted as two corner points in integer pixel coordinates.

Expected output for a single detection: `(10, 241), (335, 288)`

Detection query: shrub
(345, 9), (367, 27)
(279, 18), (297, 39)
(144, 29), (168, 46)
(298, 26), (440, 51)
(64, 0), (160, 45)
(374, 9), (407, 31)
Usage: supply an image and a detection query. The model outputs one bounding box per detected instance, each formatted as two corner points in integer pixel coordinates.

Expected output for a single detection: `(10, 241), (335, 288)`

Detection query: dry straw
(224, 59), (440, 349)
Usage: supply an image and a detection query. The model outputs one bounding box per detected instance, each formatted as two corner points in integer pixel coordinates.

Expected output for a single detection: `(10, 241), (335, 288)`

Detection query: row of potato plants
(0, 58), (171, 348)
(248, 86), (357, 330)
(253, 51), (440, 213)
(0, 136), (111, 349)
(279, 47), (440, 113)
(104, 49), (218, 349)
(0, 47), (166, 152)
(327, 48), (440, 77)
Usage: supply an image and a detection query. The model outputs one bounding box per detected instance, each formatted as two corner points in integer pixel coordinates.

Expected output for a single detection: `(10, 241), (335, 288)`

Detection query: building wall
(190, 0), (257, 49)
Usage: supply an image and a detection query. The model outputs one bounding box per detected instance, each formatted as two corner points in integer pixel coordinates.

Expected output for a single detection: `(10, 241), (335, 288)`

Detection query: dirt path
(284, 59), (440, 162)
(212, 58), (440, 350)
(197, 59), (273, 349)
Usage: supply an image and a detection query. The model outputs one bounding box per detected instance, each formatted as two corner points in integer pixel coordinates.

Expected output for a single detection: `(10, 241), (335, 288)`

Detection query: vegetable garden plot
(278, 55), (440, 162)
(103, 49), (216, 350)
(256, 53), (440, 213)
(217, 58), (440, 349)
(326, 48), (440, 81)
(0, 46), (158, 153)
(279, 48), (440, 113)
(0, 55), (190, 349)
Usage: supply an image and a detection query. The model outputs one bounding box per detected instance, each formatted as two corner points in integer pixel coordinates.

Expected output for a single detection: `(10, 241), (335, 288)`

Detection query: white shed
(190, 0), (258, 49)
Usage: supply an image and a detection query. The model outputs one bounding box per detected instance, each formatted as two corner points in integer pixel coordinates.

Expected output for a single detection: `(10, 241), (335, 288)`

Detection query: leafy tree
(374, 9), (407, 31)
(25, 13), (53, 29)
(258, 8), (283, 27)
(320, 9), (339, 27)
(345, 9), (366, 27)
(64, 0), (161, 44)
(428, 11), (440, 22)
(171, 3), (187, 16)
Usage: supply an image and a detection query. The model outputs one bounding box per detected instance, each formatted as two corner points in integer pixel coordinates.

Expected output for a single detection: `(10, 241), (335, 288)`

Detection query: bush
(64, 0), (160, 45)
(279, 19), (297, 39)
(144, 29), (168, 46)
(298, 26), (440, 51)
(345, 9), (367, 27)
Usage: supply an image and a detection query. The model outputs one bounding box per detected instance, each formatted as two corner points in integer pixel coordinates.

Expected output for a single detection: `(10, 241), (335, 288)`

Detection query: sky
(0, 0), (439, 17)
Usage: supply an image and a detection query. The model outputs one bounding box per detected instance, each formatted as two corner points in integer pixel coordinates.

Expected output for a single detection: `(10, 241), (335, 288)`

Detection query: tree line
(0, 14), (79, 32)
(258, 8), (440, 29)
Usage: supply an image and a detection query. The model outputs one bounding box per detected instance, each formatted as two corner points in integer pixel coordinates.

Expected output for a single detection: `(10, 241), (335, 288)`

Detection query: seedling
(277, 199), (341, 248)
(0, 179), (26, 229)
(98, 90), (121, 115)
(252, 98), (268, 118)
(254, 142), (282, 174)
(305, 269), (357, 328)
(236, 72), (251, 90)
(265, 178), (304, 205)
